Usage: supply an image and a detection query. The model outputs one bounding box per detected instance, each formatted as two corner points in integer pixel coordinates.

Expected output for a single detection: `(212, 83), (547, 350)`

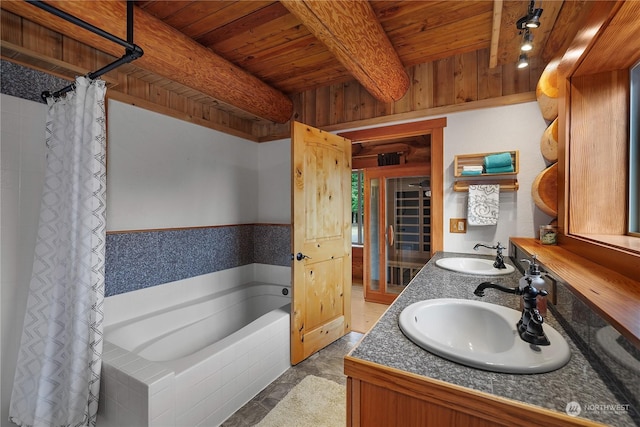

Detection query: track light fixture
(517, 53), (529, 69)
(521, 30), (534, 52)
(516, 1), (542, 70)
(516, 1), (543, 30)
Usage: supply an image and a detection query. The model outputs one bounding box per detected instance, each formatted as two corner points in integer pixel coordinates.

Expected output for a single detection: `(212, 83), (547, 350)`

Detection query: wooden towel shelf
(454, 179), (519, 192)
(454, 151), (519, 177)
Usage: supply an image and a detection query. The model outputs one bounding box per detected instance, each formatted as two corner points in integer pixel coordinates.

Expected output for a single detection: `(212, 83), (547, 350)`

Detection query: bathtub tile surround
(253, 224), (291, 265)
(99, 343), (175, 426)
(106, 224), (290, 296)
(99, 315), (289, 427)
(98, 264), (292, 427)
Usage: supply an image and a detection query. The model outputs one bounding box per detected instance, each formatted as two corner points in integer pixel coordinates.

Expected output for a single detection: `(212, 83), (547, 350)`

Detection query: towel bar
(454, 179), (519, 192)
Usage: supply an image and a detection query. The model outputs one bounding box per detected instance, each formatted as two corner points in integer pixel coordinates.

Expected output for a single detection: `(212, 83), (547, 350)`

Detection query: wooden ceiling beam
(489, 0), (503, 68)
(1, 0), (293, 123)
(281, 0), (409, 103)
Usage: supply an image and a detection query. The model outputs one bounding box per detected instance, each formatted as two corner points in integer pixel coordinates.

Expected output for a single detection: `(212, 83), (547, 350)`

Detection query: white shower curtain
(9, 77), (107, 427)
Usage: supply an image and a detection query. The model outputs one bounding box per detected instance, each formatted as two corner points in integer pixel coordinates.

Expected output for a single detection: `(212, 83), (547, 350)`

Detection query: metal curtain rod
(30, 0), (144, 101)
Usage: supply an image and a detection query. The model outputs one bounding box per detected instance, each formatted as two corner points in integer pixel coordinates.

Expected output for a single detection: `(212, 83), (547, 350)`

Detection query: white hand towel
(468, 184), (500, 226)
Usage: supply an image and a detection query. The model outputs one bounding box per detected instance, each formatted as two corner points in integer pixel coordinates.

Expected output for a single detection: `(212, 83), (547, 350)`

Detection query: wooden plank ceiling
(137, 0), (517, 93)
(1, 0), (592, 140)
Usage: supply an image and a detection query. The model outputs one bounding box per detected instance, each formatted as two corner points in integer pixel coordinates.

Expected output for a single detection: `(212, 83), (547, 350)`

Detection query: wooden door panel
(303, 258), (344, 326)
(302, 143), (344, 240)
(291, 121), (351, 364)
(300, 315), (347, 359)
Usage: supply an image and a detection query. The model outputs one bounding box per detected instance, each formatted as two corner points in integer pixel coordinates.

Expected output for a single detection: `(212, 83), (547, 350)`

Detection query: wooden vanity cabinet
(344, 357), (604, 427)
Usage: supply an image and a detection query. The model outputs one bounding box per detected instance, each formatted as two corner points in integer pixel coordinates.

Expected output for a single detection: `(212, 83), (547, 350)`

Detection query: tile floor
(221, 332), (364, 427)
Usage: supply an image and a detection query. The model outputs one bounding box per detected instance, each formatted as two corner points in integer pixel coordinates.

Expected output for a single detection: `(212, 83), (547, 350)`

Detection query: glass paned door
(386, 176), (431, 295)
(364, 165), (431, 304)
(368, 177), (380, 292)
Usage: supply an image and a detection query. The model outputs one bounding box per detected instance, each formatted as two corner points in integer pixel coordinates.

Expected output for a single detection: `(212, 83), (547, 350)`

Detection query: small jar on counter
(539, 225), (557, 245)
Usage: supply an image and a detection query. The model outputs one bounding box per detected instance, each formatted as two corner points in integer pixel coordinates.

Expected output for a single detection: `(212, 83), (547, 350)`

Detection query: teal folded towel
(485, 165), (514, 174)
(484, 152), (512, 169)
(461, 170), (482, 176)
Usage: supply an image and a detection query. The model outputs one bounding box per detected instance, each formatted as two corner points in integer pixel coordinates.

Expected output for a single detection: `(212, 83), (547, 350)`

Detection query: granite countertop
(349, 251), (635, 427)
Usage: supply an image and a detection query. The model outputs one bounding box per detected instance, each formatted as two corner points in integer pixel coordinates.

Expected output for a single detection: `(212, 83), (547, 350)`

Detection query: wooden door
(291, 121), (352, 365)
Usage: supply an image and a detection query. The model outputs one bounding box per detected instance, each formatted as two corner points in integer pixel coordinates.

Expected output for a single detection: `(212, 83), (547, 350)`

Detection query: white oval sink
(435, 257), (515, 275)
(399, 298), (571, 374)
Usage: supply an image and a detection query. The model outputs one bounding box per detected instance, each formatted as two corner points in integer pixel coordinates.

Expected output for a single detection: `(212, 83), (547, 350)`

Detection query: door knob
(296, 252), (311, 261)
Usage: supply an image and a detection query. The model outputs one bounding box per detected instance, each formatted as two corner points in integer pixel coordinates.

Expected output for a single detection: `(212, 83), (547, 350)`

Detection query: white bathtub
(97, 265), (292, 427)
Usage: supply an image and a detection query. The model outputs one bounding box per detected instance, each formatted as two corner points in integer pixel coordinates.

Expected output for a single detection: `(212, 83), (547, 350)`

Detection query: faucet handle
(474, 242), (505, 253)
(521, 255), (542, 275)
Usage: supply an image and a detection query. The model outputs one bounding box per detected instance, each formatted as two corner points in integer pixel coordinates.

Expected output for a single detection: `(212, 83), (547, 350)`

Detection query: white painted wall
(443, 102), (554, 253)
(107, 101), (260, 230)
(256, 139), (290, 223)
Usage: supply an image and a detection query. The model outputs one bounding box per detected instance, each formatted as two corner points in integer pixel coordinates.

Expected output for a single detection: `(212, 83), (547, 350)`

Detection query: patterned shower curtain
(9, 77), (107, 427)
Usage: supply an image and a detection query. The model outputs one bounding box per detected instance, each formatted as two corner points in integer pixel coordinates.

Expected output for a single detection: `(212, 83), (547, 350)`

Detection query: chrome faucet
(473, 242), (506, 269)
(473, 278), (550, 346)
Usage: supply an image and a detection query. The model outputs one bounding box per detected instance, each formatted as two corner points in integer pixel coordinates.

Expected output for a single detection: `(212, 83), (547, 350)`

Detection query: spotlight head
(521, 31), (534, 52)
(516, 2), (543, 30)
(526, 8), (543, 28)
(517, 53), (529, 69)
